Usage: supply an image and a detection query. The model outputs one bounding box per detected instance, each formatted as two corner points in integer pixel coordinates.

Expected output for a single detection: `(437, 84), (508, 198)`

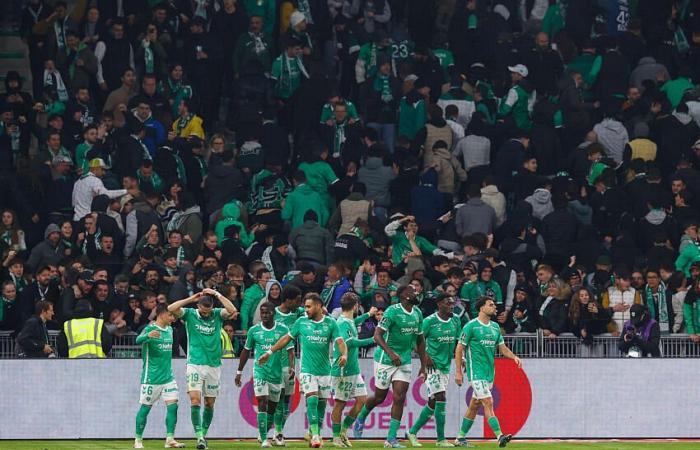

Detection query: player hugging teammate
(135, 286), (522, 449)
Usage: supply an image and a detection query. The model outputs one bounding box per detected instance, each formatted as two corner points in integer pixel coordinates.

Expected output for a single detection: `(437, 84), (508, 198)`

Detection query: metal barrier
(1, 329), (699, 359)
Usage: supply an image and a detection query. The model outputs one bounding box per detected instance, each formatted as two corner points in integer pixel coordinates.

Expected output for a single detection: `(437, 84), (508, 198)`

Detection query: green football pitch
(2, 440), (698, 450)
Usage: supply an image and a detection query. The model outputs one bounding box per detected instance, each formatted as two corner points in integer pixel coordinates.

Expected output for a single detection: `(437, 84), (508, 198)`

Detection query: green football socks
(458, 417), (474, 438)
(191, 405), (203, 438)
(357, 405), (370, 423)
(165, 403), (178, 437)
(274, 399), (289, 433)
(257, 412), (268, 440)
(434, 402), (447, 441)
(317, 399), (327, 432)
(135, 404), (152, 439)
(341, 414), (356, 432)
(332, 422), (342, 438)
(202, 406), (214, 436)
(409, 405), (434, 435)
(307, 396), (320, 435)
(387, 418), (401, 441)
(487, 416), (503, 438)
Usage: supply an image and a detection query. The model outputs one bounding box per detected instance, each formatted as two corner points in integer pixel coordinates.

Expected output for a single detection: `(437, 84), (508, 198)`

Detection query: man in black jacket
(618, 304), (661, 357)
(16, 300), (55, 358)
(526, 32), (564, 97)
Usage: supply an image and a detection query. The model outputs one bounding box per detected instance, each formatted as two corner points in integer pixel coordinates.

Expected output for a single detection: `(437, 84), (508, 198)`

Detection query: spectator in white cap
(498, 64), (536, 132)
(71, 158), (133, 221)
(287, 11), (313, 55)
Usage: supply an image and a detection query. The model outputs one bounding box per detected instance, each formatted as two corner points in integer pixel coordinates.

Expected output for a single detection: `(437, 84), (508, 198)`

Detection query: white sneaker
(165, 438), (186, 448)
(134, 438), (144, 449)
(262, 439), (273, 448)
(311, 435), (322, 448)
(332, 437), (347, 448)
(304, 431), (312, 442)
(339, 430), (352, 448)
(273, 434), (287, 447)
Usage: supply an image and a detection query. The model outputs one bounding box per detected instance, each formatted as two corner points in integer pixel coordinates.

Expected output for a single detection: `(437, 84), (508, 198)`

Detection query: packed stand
(1, 0), (700, 358)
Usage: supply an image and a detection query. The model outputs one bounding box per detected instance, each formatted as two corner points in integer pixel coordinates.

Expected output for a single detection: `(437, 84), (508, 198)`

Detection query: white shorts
(374, 363), (412, 390)
(186, 364), (221, 397)
(470, 380), (494, 400)
(299, 373), (332, 399)
(424, 371), (448, 397)
(139, 380), (179, 406)
(332, 374), (367, 402)
(281, 366), (296, 394)
(253, 378), (282, 402)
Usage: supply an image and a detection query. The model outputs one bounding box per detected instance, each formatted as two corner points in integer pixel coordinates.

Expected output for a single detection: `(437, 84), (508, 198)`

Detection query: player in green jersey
(270, 285), (304, 446)
(236, 302), (293, 448)
(354, 285), (434, 449)
(168, 288), (237, 450)
(406, 294), (461, 447)
(454, 298), (522, 448)
(331, 293), (378, 448)
(134, 303), (185, 449)
(258, 292), (348, 448)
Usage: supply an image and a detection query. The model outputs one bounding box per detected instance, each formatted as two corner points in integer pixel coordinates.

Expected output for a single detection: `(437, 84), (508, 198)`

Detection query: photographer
(618, 304), (661, 357)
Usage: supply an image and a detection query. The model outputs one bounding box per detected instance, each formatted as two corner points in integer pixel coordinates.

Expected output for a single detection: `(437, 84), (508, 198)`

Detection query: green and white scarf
(645, 282), (669, 334)
(321, 279), (341, 308)
(175, 113), (194, 136)
(373, 74), (393, 103)
(54, 18), (67, 50)
(332, 120), (347, 158)
(44, 69), (69, 102)
(142, 40), (155, 74)
(131, 134), (152, 161)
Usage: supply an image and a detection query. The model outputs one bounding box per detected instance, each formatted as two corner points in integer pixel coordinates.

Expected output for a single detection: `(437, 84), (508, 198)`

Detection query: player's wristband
(265, 349), (273, 356)
(236, 370), (243, 375)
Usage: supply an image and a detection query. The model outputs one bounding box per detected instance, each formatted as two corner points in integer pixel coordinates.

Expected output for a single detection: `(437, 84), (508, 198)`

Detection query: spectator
(71, 158), (130, 221)
(282, 170), (329, 229)
(57, 298), (112, 358)
(602, 268), (642, 335)
(569, 287), (612, 344)
(16, 300), (55, 358)
(289, 210), (334, 266)
(538, 277), (572, 338)
(455, 184), (497, 238)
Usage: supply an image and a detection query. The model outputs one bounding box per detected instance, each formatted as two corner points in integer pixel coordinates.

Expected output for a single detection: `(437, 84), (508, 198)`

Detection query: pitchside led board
(0, 359), (697, 439)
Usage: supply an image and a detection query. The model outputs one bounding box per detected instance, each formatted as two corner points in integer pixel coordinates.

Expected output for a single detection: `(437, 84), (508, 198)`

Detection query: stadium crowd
(1, 0), (700, 358)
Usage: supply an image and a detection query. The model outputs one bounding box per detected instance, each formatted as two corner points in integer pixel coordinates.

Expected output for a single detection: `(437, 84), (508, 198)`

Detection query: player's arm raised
(257, 334), (294, 366)
(203, 288), (238, 319)
(498, 343), (522, 369)
(167, 292), (203, 316)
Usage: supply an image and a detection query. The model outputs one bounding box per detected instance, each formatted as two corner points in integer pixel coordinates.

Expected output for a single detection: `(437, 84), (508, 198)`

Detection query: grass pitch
(2, 440), (698, 450)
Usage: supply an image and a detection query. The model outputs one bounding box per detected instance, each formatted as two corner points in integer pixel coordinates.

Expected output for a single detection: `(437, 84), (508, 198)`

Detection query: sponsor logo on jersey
(195, 323), (215, 335)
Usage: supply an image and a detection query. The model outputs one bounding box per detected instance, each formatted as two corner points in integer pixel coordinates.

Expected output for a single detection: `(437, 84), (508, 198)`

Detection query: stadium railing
(1, 330), (698, 358)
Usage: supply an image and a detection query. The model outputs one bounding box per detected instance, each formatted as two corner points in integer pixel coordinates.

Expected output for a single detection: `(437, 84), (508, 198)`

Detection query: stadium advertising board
(0, 359), (696, 439)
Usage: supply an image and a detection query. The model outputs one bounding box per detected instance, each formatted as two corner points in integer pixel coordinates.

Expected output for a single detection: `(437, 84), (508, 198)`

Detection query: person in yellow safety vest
(57, 299), (112, 358)
(221, 324), (235, 358)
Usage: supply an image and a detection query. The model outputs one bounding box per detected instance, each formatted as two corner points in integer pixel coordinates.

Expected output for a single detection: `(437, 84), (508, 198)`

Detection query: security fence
(1, 330), (698, 358)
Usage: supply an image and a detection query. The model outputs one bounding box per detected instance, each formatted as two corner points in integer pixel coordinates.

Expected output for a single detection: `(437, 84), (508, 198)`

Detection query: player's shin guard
(258, 412), (268, 440)
(166, 403), (178, 438)
(201, 407), (214, 436)
(487, 416), (502, 438)
(317, 399), (327, 434)
(190, 405), (203, 438)
(135, 404), (152, 439)
(458, 418), (474, 438)
(409, 405), (434, 435)
(434, 402), (447, 441)
(341, 414), (356, 432)
(307, 396), (320, 436)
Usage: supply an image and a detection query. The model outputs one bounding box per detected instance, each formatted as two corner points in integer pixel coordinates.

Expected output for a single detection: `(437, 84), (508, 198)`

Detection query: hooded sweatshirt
(525, 188), (554, 220)
(480, 185), (506, 226)
(593, 118), (629, 164)
(252, 280), (282, 326)
(215, 201), (254, 247)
